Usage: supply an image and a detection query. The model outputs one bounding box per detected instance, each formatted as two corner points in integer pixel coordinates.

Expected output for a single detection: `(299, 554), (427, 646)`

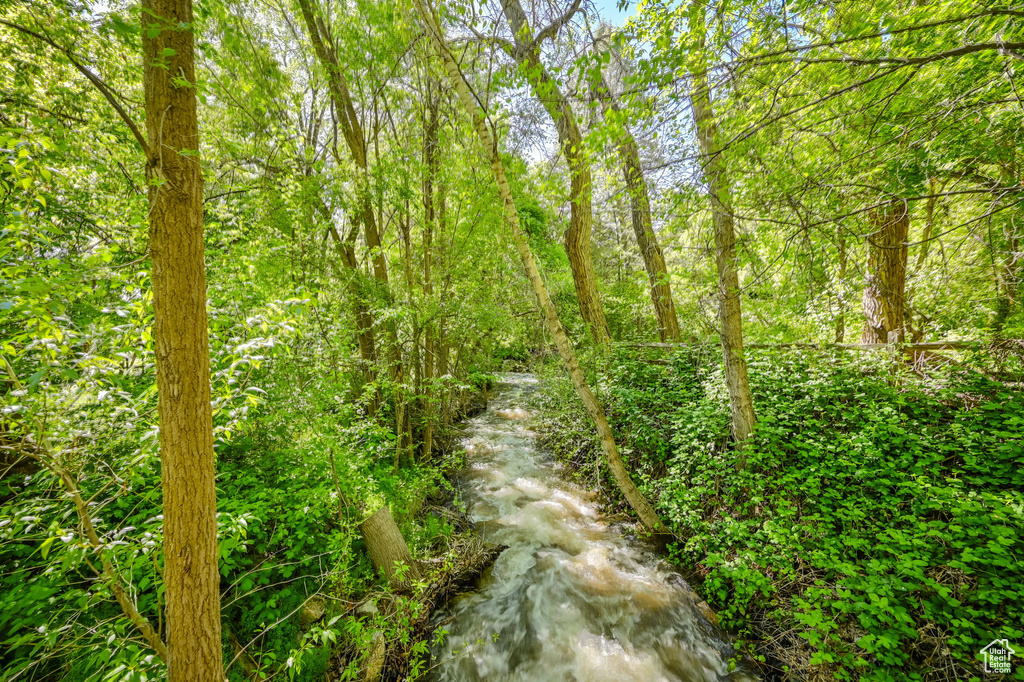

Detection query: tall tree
(413, 0), (666, 534)
(498, 0), (610, 343)
(297, 0), (416, 451)
(687, 0), (756, 449)
(323, 204), (379, 377)
(299, 0), (383, 384)
(592, 71), (681, 341)
(861, 200), (909, 344)
(420, 78), (442, 460)
(296, 0), (387, 284)
(141, 0), (223, 677)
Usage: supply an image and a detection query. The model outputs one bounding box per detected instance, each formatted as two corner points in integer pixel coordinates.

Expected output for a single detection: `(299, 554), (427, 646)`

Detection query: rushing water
(429, 373), (756, 682)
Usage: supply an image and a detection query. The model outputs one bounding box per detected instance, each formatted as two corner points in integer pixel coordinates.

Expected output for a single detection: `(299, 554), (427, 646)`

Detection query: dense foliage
(2, 0), (1022, 679)
(536, 348), (1024, 680)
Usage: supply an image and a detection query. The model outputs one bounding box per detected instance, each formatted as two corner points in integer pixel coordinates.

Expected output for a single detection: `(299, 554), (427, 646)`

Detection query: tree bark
(324, 210), (378, 371)
(861, 200), (909, 344)
(688, 0), (756, 450)
(359, 506), (420, 592)
(413, 0), (666, 534)
(499, 0), (609, 343)
(421, 84), (441, 460)
(593, 76), (681, 341)
(141, 0), (223, 678)
(835, 227), (848, 343)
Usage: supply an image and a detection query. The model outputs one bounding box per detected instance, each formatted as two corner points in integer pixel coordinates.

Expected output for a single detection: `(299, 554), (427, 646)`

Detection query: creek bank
(529, 375), (766, 678)
(322, 381), (503, 681)
(532, 349), (1024, 681)
(425, 373), (754, 681)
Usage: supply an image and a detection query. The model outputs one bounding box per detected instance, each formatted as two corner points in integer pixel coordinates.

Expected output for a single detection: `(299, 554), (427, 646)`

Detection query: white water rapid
(428, 373), (757, 682)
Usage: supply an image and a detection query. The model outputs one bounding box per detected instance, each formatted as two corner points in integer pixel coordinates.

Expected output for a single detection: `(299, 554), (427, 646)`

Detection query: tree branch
(732, 8), (1024, 67)
(462, 25), (516, 56)
(532, 0), (583, 48)
(789, 41), (1024, 66)
(0, 19), (152, 159)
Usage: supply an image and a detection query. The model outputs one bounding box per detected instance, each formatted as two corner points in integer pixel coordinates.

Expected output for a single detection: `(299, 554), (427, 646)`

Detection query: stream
(428, 373), (756, 682)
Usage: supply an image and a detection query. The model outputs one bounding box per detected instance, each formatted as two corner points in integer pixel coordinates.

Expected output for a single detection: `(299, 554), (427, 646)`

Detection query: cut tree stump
(359, 505), (420, 592)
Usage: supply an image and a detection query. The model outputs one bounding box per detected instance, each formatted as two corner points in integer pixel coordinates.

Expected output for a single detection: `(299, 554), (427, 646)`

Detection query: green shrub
(537, 348), (1024, 681)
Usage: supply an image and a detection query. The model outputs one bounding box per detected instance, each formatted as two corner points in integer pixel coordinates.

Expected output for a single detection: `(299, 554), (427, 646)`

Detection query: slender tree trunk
(688, 0), (756, 450)
(835, 227), (848, 343)
(993, 163), (1020, 334)
(324, 210), (379, 386)
(619, 132), (681, 342)
(141, 0), (222, 678)
(916, 178), (938, 271)
(297, 0), (387, 284)
(297, 0), (394, 416)
(421, 85), (441, 460)
(298, 0), (412, 451)
(435, 177), (451, 424)
(861, 200), (909, 344)
(395, 210), (414, 467)
(414, 0), (666, 534)
(594, 76), (680, 341)
(499, 0), (609, 343)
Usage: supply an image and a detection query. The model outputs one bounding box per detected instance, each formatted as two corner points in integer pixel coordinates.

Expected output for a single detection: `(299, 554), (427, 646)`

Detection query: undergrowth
(0, 313), (492, 682)
(534, 347), (1024, 681)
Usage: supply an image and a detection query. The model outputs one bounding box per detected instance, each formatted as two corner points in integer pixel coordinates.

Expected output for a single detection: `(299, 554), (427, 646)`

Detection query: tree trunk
(688, 0), (756, 450)
(394, 207), (414, 467)
(861, 200), (909, 344)
(499, 0), (609, 343)
(297, 0), (388, 409)
(299, 0), (412, 447)
(594, 76), (681, 341)
(413, 0), (666, 534)
(324, 211), (379, 393)
(359, 506), (420, 592)
(141, 0), (223, 678)
(835, 227), (848, 343)
(915, 178), (937, 271)
(435, 176), (451, 424)
(993, 164), (1020, 334)
(421, 84), (440, 460)
(619, 132), (681, 342)
(296, 0), (388, 285)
